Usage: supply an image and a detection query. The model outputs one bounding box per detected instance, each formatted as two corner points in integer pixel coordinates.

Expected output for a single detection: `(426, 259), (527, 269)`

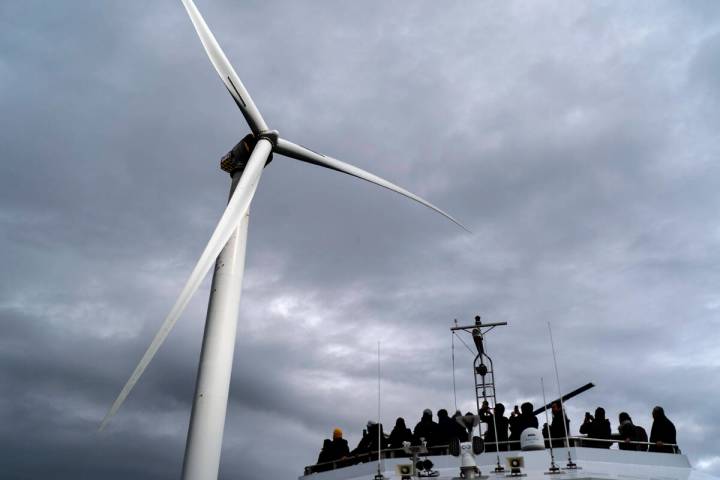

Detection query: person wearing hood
(617, 412), (648, 451)
(579, 407), (612, 448)
(509, 402), (539, 450)
(388, 417), (413, 449)
(413, 409), (438, 446)
(483, 403), (510, 452)
(452, 410), (471, 442)
(434, 409), (458, 453)
(649, 406), (678, 453)
(351, 421), (388, 459)
(543, 401), (570, 448)
(317, 439), (334, 469)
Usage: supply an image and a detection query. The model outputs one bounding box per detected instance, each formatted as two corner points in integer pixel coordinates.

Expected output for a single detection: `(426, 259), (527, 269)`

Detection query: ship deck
(299, 447), (713, 480)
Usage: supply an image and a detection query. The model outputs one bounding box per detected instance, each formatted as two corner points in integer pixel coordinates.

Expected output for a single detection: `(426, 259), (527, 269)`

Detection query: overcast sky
(1, 1), (720, 479)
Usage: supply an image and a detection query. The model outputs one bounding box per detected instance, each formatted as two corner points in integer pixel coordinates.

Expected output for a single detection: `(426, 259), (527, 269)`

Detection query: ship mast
(451, 315), (507, 415)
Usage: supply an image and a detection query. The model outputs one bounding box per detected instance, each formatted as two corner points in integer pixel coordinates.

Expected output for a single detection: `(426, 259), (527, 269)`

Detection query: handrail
(303, 436), (680, 475)
(569, 435), (679, 449)
(304, 445), (449, 475)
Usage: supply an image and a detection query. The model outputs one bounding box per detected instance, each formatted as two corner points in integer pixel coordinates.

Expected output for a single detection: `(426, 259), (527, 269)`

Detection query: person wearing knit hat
(330, 427), (350, 461)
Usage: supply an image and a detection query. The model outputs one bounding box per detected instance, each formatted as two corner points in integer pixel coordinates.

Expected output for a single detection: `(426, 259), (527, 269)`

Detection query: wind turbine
(100, 0), (467, 478)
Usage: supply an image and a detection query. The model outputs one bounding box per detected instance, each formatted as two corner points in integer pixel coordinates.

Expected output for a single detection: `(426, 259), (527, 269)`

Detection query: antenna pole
(375, 341), (385, 480)
(491, 397), (504, 472)
(452, 326), (458, 412)
(541, 377), (560, 474)
(548, 322), (577, 469)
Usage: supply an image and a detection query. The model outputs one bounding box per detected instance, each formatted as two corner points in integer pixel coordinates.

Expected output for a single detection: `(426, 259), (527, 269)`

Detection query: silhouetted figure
(434, 409), (454, 446)
(388, 417), (413, 449)
(317, 439), (334, 466)
(452, 410), (471, 441)
(413, 409), (438, 446)
(351, 421), (388, 459)
(579, 407), (612, 448)
(509, 405), (521, 447)
(329, 428), (350, 460)
(509, 402), (538, 450)
(479, 400), (492, 424)
(617, 412), (648, 451)
(543, 401), (570, 448)
(350, 427), (369, 457)
(649, 406), (677, 453)
(483, 403), (510, 452)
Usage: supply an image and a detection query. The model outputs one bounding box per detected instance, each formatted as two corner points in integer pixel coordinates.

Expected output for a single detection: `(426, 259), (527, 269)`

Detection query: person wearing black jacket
(649, 406), (678, 453)
(351, 421), (389, 459)
(433, 409), (459, 453)
(509, 402), (538, 450)
(483, 403), (510, 452)
(434, 410), (451, 446)
(508, 405), (521, 447)
(317, 439), (334, 466)
(413, 409), (438, 446)
(452, 410), (471, 442)
(543, 401), (570, 448)
(388, 417), (413, 449)
(579, 407), (612, 448)
(330, 428), (350, 460)
(617, 412), (648, 451)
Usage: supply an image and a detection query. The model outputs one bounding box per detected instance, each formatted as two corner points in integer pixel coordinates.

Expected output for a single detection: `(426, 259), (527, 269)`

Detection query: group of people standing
(315, 403), (679, 466)
(350, 409), (470, 456)
(575, 405), (677, 452)
(538, 402), (677, 453)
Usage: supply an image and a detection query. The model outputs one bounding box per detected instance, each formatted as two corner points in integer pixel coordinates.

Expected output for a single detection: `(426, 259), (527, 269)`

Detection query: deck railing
(303, 436), (680, 475)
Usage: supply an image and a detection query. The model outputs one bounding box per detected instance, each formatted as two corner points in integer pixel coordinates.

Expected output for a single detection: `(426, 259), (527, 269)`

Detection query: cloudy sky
(2, 0), (720, 478)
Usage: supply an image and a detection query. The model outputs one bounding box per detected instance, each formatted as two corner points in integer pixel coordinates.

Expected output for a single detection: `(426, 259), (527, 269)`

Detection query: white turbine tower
(100, 1), (467, 478)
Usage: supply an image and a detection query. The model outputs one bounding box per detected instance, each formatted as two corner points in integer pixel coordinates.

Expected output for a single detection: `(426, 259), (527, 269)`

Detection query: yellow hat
(333, 428), (343, 439)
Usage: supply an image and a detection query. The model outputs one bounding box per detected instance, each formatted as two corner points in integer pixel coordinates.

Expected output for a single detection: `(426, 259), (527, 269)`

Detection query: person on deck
(579, 407), (612, 448)
(483, 403), (510, 452)
(351, 421), (388, 459)
(388, 417), (413, 449)
(543, 401), (570, 448)
(330, 428), (350, 460)
(434, 410), (453, 445)
(649, 406), (678, 453)
(617, 412), (648, 451)
(509, 405), (521, 447)
(317, 439), (334, 467)
(479, 400), (492, 424)
(509, 402), (538, 450)
(452, 410), (471, 442)
(413, 409), (438, 446)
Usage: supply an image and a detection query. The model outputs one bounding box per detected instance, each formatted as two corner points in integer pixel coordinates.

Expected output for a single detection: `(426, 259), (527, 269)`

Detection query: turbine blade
(99, 139), (273, 431)
(180, 0), (268, 134)
(274, 137), (469, 232)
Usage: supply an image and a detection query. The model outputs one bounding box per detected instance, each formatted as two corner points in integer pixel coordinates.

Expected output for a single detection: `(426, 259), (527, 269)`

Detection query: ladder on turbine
(451, 315), (507, 415)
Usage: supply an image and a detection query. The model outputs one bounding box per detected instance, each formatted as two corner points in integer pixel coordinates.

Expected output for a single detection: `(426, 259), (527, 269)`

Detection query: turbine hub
(257, 129), (279, 146)
(220, 133), (274, 174)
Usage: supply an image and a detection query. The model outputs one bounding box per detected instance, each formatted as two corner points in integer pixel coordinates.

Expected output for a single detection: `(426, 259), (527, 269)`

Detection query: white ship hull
(300, 447), (713, 480)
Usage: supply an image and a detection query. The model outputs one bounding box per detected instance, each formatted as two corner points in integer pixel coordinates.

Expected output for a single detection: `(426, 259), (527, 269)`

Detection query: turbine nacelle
(221, 132), (278, 173)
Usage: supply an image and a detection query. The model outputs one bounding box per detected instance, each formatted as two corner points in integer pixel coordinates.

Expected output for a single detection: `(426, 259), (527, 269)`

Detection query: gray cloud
(1, 0), (719, 479)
